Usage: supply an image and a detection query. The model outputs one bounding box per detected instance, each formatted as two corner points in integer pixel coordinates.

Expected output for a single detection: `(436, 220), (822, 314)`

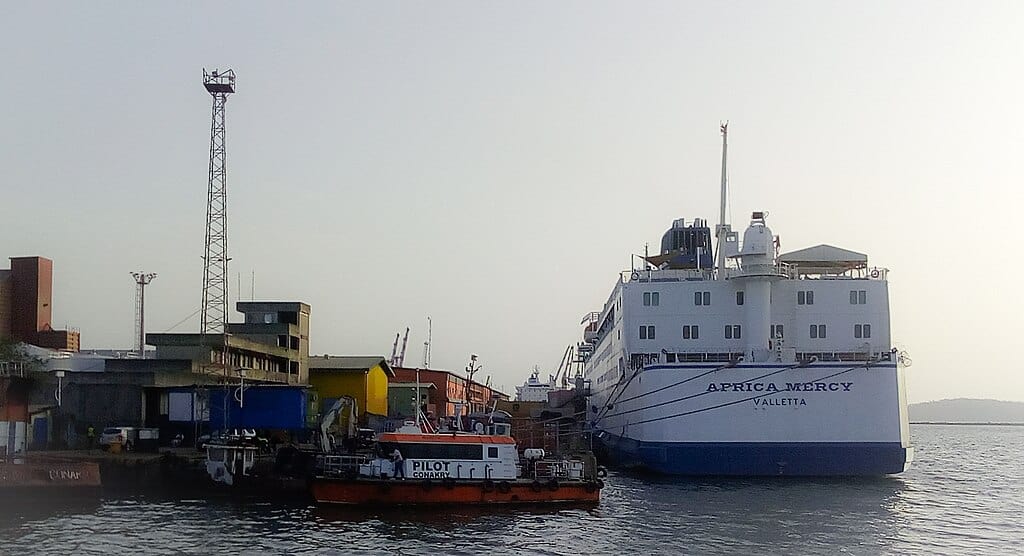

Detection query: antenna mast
(200, 68), (236, 335)
(131, 272), (157, 358)
(422, 317), (432, 369)
(715, 122), (729, 279)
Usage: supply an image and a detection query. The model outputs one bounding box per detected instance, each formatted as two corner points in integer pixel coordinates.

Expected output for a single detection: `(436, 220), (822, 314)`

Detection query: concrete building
(23, 301), (311, 447)
(0, 256), (79, 351)
(308, 356), (393, 427)
(146, 301), (311, 385)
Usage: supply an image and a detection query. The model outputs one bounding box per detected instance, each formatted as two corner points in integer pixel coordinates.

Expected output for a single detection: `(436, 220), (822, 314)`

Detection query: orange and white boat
(310, 424), (604, 506)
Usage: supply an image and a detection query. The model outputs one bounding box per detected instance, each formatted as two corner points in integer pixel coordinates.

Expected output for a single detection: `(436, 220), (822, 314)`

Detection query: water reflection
(1, 426), (1021, 555)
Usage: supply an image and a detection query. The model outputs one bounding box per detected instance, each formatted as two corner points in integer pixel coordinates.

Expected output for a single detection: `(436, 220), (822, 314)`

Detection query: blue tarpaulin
(207, 385), (308, 430)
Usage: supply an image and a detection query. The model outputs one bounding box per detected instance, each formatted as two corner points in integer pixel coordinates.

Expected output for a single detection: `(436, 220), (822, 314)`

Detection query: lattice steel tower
(200, 68), (235, 335)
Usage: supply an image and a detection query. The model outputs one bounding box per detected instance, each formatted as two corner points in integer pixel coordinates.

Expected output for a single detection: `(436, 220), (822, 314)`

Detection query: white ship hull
(588, 360), (913, 475)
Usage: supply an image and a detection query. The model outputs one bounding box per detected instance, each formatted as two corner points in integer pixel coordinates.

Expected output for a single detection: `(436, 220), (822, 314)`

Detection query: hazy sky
(3, 2), (1022, 402)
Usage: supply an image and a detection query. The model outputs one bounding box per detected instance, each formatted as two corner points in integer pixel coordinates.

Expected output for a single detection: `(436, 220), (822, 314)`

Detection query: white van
(99, 426), (138, 451)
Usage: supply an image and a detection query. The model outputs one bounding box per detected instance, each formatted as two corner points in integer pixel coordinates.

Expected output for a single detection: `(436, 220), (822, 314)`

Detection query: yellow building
(308, 355), (394, 425)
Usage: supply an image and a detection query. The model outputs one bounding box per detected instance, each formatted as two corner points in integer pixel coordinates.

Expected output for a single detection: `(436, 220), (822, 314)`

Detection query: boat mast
(716, 122), (729, 279)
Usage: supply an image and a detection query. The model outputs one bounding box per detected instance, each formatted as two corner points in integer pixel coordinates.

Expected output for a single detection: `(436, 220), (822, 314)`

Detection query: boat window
(810, 324), (827, 339)
(859, 290), (867, 304)
(682, 325), (698, 340)
(487, 447), (499, 459)
(666, 353), (676, 363)
(640, 326), (646, 339)
(771, 324), (784, 339)
(643, 292), (661, 306)
(855, 324), (871, 338)
(736, 291), (744, 305)
(725, 325), (741, 339)
(395, 443), (484, 460)
(798, 291), (805, 305)
(694, 291), (711, 306)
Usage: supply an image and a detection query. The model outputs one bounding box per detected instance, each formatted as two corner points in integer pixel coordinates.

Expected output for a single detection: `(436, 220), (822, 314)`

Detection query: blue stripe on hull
(598, 434), (909, 476)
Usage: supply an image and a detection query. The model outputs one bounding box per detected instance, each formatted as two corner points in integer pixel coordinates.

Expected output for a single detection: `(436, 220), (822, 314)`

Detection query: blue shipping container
(207, 385), (308, 430)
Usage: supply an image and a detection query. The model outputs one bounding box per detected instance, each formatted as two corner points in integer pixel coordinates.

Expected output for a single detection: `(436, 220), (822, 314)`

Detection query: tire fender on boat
(482, 479), (496, 493)
(442, 478), (456, 490)
(546, 478), (559, 492)
(596, 466), (608, 478)
(421, 480), (433, 491)
(497, 481), (512, 494)
(596, 478), (605, 489)
(530, 480), (543, 492)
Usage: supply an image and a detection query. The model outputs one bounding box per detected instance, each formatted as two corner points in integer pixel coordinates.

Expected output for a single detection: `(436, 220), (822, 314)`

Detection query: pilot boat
(310, 422), (604, 506)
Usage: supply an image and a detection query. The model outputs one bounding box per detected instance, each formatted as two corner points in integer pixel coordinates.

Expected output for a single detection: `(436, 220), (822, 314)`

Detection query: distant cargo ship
(579, 125), (913, 475)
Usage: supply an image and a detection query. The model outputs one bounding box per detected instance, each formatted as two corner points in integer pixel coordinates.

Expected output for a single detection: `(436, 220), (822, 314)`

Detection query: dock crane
(389, 327), (410, 367)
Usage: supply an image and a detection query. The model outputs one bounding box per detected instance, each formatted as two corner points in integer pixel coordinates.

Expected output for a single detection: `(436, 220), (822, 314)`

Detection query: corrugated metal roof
(388, 382), (437, 389)
(309, 355), (395, 377)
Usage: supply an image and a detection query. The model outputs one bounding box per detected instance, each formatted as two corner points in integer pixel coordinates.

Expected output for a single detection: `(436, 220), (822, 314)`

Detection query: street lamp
(54, 370), (66, 406)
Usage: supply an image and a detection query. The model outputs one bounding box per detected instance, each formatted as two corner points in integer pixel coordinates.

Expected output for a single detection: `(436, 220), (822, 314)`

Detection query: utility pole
(131, 272), (157, 358)
(200, 68), (235, 335)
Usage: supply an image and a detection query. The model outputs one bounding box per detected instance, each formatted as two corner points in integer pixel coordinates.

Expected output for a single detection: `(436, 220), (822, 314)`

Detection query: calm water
(1, 425), (1022, 555)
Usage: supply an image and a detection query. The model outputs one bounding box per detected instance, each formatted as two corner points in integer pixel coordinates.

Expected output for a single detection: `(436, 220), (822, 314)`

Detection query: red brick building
(391, 367), (509, 418)
(0, 256), (79, 351)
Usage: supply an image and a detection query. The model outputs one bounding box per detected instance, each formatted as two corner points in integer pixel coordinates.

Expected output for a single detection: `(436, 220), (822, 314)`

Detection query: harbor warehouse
(308, 356), (393, 426)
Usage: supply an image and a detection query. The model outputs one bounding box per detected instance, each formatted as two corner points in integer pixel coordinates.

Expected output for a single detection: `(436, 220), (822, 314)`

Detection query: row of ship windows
(642, 290), (870, 307)
(639, 323), (872, 340)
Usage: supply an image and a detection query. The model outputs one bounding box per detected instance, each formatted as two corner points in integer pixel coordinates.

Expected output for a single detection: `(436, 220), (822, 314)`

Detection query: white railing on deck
(621, 264), (889, 282)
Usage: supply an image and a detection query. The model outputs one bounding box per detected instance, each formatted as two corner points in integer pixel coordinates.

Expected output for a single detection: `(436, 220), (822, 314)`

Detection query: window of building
(640, 325), (655, 340)
(854, 324), (872, 339)
(643, 291), (660, 306)
(694, 291), (711, 306)
(725, 325), (741, 339)
(682, 325), (699, 340)
(810, 324), (827, 339)
(850, 290), (867, 305)
(736, 291), (745, 305)
(798, 290), (815, 305)
(770, 324), (784, 339)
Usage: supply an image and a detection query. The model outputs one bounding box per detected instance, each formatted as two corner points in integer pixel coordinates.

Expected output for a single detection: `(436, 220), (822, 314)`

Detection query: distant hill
(909, 398), (1024, 423)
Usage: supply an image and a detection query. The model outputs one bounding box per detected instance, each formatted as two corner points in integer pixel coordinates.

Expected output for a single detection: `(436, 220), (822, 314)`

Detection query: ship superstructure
(580, 126), (913, 475)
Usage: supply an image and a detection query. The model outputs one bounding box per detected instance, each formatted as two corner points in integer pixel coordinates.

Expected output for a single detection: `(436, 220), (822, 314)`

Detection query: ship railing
(0, 361), (27, 378)
(796, 350), (894, 363)
(621, 268), (713, 283)
(318, 454), (370, 477)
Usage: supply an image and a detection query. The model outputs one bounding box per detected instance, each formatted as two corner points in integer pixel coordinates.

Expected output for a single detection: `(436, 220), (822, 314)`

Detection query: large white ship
(579, 125), (913, 475)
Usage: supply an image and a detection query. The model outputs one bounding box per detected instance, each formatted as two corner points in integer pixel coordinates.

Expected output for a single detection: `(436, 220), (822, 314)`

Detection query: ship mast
(715, 122), (729, 279)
